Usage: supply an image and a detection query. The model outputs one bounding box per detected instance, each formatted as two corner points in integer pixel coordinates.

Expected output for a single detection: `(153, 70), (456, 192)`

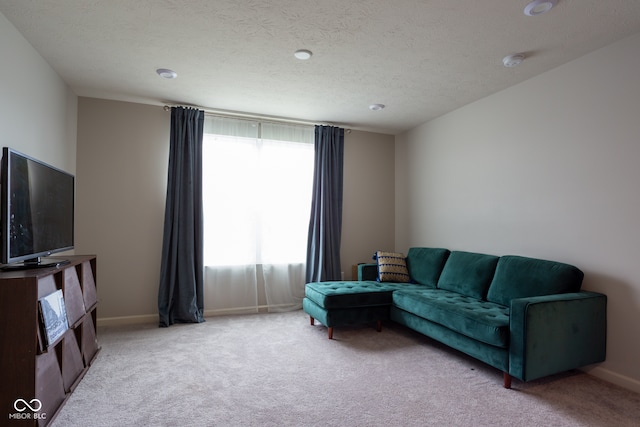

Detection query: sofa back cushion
(437, 251), (499, 299)
(406, 247), (450, 287)
(486, 255), (584, 306)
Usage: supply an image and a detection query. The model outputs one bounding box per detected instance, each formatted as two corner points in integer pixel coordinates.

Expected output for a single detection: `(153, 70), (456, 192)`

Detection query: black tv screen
(1, 147), (74, 266)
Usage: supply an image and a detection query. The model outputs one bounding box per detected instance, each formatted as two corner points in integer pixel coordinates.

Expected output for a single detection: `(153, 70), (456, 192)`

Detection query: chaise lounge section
(303, 247), (607, 388)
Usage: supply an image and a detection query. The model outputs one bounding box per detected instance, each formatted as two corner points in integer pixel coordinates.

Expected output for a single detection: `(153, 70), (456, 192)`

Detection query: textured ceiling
(1, 0), (640, 134)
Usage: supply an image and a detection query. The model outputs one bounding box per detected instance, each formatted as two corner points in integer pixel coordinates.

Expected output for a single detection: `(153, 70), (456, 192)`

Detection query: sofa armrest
(509, 291), (607, 382)
(358, 263), (378, 281)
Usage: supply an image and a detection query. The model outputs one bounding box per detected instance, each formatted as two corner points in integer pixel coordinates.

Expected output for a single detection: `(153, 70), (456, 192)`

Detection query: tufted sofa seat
(303, 247), (607, 388)
(392, 288), (510, 348)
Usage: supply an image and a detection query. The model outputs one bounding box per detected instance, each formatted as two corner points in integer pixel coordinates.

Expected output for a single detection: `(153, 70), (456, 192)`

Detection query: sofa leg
(328, 327), (333, 340)
(503, 372), (512, 389)
(309, 316), (315, 326)
(376, 320), (382, 332)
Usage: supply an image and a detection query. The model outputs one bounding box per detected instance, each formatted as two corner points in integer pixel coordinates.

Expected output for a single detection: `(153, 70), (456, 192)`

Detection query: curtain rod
(163, 105), (350, 132)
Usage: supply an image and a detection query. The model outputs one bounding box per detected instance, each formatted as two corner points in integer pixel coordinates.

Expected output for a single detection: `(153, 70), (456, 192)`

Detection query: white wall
(342, 130), (395, 278)
(0, 11), (76, 174)
(75, 98), (169, 321)
(396, 32), (640, 393)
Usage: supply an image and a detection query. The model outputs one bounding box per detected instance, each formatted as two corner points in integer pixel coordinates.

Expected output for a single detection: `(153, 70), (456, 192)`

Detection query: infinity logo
(14, 398), (42, 412)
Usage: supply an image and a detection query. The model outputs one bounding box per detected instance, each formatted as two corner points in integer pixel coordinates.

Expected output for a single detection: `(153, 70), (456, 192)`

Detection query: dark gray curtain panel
(305, 125), (345, 283)
(158, 107), (205, 327)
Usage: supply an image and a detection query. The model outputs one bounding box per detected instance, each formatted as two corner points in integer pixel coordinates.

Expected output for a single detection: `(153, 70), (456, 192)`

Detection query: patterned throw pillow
(374, 251), (411, 282)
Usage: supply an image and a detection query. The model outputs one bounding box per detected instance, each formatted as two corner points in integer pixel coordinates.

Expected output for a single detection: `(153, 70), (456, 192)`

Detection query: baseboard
(96, 309), (262, 327)
(97, 314), (157, 327)
(203, 307), (260, 317)
(203, 303), (301, 317)
(96, 305), (301, 327)
(96, 310), (256, 326)
(583, 366), (640, 394)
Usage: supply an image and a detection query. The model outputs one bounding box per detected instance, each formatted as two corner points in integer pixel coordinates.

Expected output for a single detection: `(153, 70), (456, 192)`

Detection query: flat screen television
(1, 147), (74, 269)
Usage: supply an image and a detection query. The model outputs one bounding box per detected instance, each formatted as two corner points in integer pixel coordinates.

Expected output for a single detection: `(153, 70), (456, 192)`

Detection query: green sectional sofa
(303, 247), (607, 388)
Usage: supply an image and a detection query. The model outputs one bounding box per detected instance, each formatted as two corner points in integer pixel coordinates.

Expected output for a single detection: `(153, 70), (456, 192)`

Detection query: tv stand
(1, 257), (71, 271)
(0, 255), (98, 426)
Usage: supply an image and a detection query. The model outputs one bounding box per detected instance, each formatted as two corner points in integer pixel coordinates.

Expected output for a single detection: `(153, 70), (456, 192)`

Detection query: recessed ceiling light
(294, 49), (312, 60)
(524, 0), (558, 16)
(156, 68), (177, 79)
(369, 104), (385, 111)
(502, 54), (525, 67)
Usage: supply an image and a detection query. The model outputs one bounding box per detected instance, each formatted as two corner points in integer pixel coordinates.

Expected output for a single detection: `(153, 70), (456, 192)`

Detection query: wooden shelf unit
(0, 255), (98, 426)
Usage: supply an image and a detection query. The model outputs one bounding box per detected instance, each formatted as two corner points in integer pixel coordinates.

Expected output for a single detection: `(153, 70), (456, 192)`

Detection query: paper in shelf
(39, 289), (69, 348)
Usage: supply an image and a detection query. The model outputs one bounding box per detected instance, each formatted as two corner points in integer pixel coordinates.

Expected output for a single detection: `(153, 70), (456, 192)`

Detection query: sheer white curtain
(202, 116), (314, 314)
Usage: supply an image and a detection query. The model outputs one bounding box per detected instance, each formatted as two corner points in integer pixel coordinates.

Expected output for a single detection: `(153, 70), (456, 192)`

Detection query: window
(202, 127), (314, 266)
(201, 116), (314, 314)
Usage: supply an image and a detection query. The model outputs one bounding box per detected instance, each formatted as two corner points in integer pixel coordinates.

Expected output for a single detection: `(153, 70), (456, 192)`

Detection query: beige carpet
(52, 310), (640, 427)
